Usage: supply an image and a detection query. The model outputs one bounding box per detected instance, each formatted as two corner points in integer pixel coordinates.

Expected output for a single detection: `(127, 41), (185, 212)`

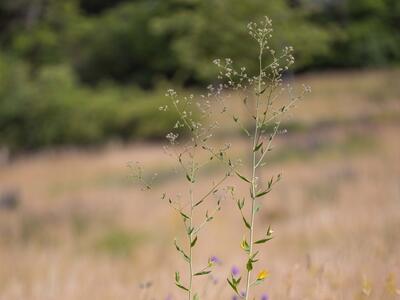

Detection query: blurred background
(0, 0), (399, 299)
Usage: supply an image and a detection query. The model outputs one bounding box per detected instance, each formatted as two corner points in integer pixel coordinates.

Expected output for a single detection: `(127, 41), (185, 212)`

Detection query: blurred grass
(0, 69), (399, 299)
(94, 228), (145, 257)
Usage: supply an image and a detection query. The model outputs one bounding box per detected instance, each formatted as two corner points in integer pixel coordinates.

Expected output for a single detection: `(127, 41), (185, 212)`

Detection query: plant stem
(244, 44), (263, 300)
(188, 155), (196, 300)
(188, 188), (193, 300)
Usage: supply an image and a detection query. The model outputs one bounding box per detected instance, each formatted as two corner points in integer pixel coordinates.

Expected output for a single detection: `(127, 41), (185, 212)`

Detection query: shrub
(0, 53), (180, 153)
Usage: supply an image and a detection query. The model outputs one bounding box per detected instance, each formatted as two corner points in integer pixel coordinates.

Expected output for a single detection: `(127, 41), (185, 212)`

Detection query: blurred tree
(71, 1), (177, 87)
(304, 0), (400, 67)
(0, 0), (399, 151)
(0, 52), (179, 152)
(79, 0), (129, 15)
(152, 0), (330, 82)
(1, 0), (81, 69)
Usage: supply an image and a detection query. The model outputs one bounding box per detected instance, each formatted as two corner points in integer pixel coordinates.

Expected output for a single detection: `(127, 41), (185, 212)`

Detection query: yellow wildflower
(257, 270), (269, 280)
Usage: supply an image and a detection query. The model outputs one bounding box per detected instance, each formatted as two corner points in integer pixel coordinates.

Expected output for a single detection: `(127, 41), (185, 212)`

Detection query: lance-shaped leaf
(254, 142), (263, 152)
(186, 173), (195, 183)
(237, 198), (245, 210)
(267, 177), (273, 189)
(242, 215), (251, 230)
(256, 189), (271, 198)
(174, 239), (190, 263)
(194, 270), (211, 276)
(180, 211), (190, 220)
(193, 199), (204, 208)
(241, 238), (250, 253)
(236, 172), (251, 183)
(187, 226), (194, 236)
(256, 86), (267, 95)
(175, 271), (180, 283)
(175, 283), (189, 291)
(246, 258), (253, 272)
(227, 276), (241, 295)
(254, 237), (273, 244)
(251, 251), (259, 260)
(266, 225), (273, 236)
(191, 236), (198, 247)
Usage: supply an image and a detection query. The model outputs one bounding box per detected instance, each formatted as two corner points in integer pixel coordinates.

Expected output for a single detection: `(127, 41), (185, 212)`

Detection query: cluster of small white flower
(166, 132), (179, 144)
(247, 16), (274, 47)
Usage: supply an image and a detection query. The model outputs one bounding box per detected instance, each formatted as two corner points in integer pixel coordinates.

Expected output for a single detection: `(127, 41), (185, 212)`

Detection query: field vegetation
(0, 69), (399, 299)
(1, 0), (400, 152)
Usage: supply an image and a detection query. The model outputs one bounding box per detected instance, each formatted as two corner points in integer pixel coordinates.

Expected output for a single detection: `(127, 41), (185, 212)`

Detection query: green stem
(188, 188), (193, 300)
(188, 156), (196, 300)
(244, 44), (263, 300)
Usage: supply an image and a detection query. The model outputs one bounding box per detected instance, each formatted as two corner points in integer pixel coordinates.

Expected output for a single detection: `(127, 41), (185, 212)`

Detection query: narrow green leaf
(183, 253), (190, 263)
(193, 199), (204, 208)
(241, 238), (250, 253)
(236, 172), (251, 183)
(251, 251), (259, 260)
(237, 198), (245, 210)
(227, 278), (239, 294)
(256, 189), (270, 198)
(191, 236), (198, 247)
(254, 237), (273, 244)
(242, 215), (251, 230)
(254, 142), (263, 152)
(186, 173), (195, 183)
(174, 239), (190, 263)
(175, 283), (189, 291)
(180, 211), (190, 220)
(267, 225), (273, 236)
(194, 270), (211, 276)
(174, 239), (181, 251)
(187, 227), (194, 235)
(268, 177), (273, 189)
(257, 86), (267, 95)
(246, 259), (253, 271)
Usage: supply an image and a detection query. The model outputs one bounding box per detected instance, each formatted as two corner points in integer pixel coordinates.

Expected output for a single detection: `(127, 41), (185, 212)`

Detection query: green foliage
(343, 20), (398, 66)
(1, 0), (399, 83)
(0, 53), (179, 152)
(6, 1), (80, 67)
(153, 0), (330, 80)
(309, 0), (400, 67)
(72, 1), (177, 87)
(0, 0), (399, 152)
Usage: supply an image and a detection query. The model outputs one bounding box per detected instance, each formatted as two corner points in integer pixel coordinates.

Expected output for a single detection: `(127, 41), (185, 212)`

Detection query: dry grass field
(0, 69), (399, 300)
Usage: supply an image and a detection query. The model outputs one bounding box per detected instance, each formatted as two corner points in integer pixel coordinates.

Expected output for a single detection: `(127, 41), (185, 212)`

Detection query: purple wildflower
(231, 265), (240, 277)
(210, 256), (221, 264)
(232, 295), (239, 300)
(261, 293), (269, 300)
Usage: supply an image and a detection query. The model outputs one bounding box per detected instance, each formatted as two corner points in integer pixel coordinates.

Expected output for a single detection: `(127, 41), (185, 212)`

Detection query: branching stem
(244, 44), (264, 300)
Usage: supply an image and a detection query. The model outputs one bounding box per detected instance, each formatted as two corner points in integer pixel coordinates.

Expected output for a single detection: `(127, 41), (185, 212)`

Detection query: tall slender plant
(157, 88), (236, 299)
(215, 17), (310, 299)
(134, 16), (309, 300)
